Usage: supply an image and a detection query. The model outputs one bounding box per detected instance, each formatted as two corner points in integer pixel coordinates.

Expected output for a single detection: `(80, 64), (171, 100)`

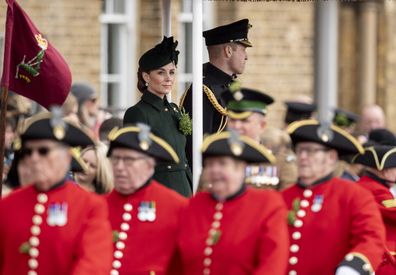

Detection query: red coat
(358, 175), (396, 274)
(105, 180), (187, 275)
(176, 187), (289, 275)
(282, 177), (386, 275)
(0, 181), (113, 275)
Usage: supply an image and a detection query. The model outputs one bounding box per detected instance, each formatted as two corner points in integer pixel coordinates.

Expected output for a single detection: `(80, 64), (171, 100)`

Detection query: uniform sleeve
(253, 192), (289, 275)
(123, 106), (148, 126)
(71, 196), (113, 275)
(338, 186), (386, 273)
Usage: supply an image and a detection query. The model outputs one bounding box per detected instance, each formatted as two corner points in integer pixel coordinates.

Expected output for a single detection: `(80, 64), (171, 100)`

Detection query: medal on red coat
(47, 202), (68, 226)
(311, 195), (323, 213)
(137, 201), (156, 222)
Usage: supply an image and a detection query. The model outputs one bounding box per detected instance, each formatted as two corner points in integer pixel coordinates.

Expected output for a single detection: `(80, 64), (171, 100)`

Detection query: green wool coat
(123, 91), (192, 197)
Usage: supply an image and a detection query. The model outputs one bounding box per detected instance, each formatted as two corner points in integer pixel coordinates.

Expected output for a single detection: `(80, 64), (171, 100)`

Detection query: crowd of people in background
(1, 18), (396, 275)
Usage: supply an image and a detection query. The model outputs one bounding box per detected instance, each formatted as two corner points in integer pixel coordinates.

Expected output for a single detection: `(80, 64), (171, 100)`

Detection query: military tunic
(106, 180), (187, 275)
(282, 176), (386, 275)
(0, 181), (113, 275)
(180, 63), (234, 168)
(123, 91), (192, 197)
(357, 174), (396, 274)
(176, 187), (289, 275)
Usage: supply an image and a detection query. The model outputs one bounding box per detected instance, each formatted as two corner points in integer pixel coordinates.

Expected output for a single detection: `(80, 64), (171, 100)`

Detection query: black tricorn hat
(222, 84), (274, 119)
(201, 131), (276, 164)
(20, 111), (95, 147)
(287, 119), (364, 156)
(70, 147), (88, 173)
(284, 101), (316, 125)
(203, 19), (252, 47)
(139, 36), (179, 71)
(333, 108), (359, 128)
(352, 145), (396, 170)
(107, 124), (179, 163)
(365, 128), (396, 147)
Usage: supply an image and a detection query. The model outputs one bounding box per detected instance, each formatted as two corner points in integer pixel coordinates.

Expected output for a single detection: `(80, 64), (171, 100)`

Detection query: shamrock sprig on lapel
(178, 108), (192, 136)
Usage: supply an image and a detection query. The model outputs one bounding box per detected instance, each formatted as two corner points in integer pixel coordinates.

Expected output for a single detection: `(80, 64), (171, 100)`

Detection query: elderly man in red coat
(0, 112), (113, 275)
(105, 123), (187, 275)
(353, 145), (396, 274)
(282, 119), (386, 275)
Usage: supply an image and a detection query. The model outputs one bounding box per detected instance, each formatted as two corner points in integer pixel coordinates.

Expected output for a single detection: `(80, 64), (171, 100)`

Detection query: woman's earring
(145, 82), (149, 87)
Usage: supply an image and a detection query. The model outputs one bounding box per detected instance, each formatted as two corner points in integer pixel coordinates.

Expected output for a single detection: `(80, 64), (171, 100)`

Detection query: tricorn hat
(365, 128), (396, 147)
(287, 119), (364, 156)
(203, 19), (252, 47)
(107, 123), (179, 163)
(201, 131), (275, 164)
(352, 145), (396, 170)
(139, 36), (179, 72)
(20, 110), (95, 147)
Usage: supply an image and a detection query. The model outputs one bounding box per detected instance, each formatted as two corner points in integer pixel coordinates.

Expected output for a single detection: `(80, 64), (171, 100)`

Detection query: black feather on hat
(287, 119), (364, 156)
(139, 36), (179, 72)
(352, 145), (396, 170)
(201, 131), (275, 164)
(107, 123), (179, 163)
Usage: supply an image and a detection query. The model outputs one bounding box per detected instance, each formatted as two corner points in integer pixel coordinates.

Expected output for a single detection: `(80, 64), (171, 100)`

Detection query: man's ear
(224, 44), (233, 58)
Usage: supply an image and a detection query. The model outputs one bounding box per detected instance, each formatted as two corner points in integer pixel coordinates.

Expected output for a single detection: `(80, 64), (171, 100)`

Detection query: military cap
(222, 84), (274, 119)
(366, 128), (396, 146)
(107, 123), (179, 163)
(139, 36), (179, 72)
(201, 131), (276, 164)
(352, 145), (396, 170)
(284, 101), (316, 125)
(287, 119), (364, 156)
(333, 108), (359, 128)
(20, 110), (94, 147)
(203, 19), (252, 47)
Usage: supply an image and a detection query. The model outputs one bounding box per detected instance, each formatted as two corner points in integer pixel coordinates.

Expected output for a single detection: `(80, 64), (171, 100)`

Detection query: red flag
(0, 0), (72, 109)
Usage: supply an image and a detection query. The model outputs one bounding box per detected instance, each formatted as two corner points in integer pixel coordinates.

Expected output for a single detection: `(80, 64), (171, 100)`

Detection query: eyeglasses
(110, 155), (148, 166)
(295, 147), (329, 156)
(21, 145), (61, 157)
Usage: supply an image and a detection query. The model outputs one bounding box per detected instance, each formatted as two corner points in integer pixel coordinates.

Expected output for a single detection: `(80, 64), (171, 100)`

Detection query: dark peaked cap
(353, 145), (396, 170)
(201, 131), (276, 164)
(139, 36), (179, 72)
(21, 112), (94, 147)
(284, 101), (316, 125)
(333, 108), (359, 128)
(107, 124), (179, 163)
(203, 19), (252, 47)
(287, 119), (364, 156)
(222, 87), (274, 119)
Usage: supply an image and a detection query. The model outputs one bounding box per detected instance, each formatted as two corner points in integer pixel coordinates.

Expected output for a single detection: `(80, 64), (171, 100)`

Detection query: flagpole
(0, 86), (9, 197)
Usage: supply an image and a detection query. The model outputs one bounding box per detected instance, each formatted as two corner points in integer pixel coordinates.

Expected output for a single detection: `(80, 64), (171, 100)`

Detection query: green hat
(352, 145), (396, 170)
(287, 119), (364, 156)
(203, 19), (252, 47)
(139, 36), (179, 71)
(222, 85), (274, 119)
(333, 108), (359, 128)
(107, 123), (179, 163)
(20, 110), (95, 147)
(201, 131), (276, 164)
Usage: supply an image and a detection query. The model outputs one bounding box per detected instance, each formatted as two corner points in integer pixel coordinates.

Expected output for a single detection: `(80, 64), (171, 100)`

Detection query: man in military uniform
(353, 145), (396, 274)
(282, 119), (386, 275)
(180, 19), (252, 167)
(0, 111), (113, 275)
(105, 124), (187, 275)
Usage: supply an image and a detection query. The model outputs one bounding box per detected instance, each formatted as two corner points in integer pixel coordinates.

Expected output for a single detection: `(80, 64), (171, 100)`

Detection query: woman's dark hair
(137, 67), (149, 93)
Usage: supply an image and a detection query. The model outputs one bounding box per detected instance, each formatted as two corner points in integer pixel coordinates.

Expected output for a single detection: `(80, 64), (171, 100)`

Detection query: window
(100, 0), (137, 117)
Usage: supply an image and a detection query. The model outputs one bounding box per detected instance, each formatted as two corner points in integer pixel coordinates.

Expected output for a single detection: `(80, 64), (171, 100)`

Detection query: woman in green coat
(123, 36), (192, 197)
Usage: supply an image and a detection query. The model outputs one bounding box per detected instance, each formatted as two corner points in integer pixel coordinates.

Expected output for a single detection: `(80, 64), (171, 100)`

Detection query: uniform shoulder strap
(203, 84), (227, 116)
